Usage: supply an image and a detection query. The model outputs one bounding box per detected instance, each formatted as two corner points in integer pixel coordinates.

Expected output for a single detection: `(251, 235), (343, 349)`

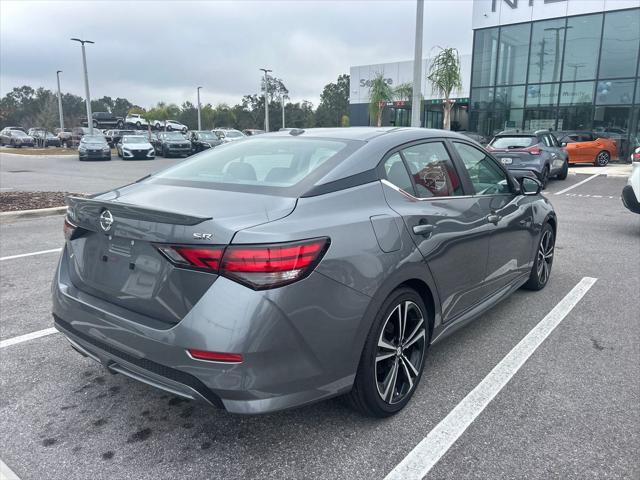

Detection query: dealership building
(349, 55), (472, 130)
(349, 0), (639, 157)
(469, 0), (639, 157)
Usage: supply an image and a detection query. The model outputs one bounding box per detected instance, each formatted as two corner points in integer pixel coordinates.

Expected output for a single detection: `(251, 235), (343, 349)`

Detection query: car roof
(262, 127), (474, 142)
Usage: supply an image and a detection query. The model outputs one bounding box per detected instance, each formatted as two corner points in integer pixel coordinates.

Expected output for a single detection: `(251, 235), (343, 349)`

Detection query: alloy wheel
(536, 229), (554, 285)
(375, 301), (426, 405)
(596, 151), (610, 166)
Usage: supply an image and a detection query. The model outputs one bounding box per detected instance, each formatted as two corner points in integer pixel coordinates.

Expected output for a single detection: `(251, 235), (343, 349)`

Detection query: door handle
(413, 223), (434, 236)
(487, 214), (501, 224)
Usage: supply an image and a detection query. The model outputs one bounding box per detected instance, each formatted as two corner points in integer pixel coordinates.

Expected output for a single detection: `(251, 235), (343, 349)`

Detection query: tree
(368, 73), (393, 127)
(394, 82), (413, 102)
(112, 98), (134, 118)
(427, 47), (462, 130)
(316, 74), (350, 127)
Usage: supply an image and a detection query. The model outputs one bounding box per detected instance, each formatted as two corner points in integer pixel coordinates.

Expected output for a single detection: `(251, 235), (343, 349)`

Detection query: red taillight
(632, 152), (640, 161)
(187, 349), (243, 363)
(167, 246), (223, 270)
(524, 146), (541, 155)
(63, 218), (77, 241)
(156, 238), (329, 289)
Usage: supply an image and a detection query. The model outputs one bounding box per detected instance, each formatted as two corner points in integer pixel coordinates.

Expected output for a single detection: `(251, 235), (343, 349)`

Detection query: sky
(0, 0), (473, 109)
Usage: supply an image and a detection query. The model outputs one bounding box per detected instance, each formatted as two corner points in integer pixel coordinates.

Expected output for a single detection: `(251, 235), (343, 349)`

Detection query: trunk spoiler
(66, 196), (211, 226)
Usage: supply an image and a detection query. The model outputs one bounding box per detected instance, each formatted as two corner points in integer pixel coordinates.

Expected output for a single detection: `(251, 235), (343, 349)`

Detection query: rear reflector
(187, 349), (243, 363)
(155, 237), (329, 290)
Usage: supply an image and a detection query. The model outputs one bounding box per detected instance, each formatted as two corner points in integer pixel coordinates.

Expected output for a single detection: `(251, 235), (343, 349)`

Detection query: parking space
(0, 173), (638, 479)
(0, 152), (181, 194)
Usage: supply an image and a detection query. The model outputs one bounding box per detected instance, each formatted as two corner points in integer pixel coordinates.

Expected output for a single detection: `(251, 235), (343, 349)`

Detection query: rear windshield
(153, 138), (349, 188)
(490, 136), (536, 148)
(160, 132), (185, 140)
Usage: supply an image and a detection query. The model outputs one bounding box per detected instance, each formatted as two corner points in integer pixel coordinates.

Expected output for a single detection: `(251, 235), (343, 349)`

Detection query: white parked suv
(125, 114), (149, 129)
(153, 119), (188, 133)
(212, 128), (245, 143)
(622, 147), (640, 214)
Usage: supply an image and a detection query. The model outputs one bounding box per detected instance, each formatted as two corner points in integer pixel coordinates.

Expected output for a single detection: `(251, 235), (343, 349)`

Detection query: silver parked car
(487, 130), (568, 188)
(53, 127), (556, 417)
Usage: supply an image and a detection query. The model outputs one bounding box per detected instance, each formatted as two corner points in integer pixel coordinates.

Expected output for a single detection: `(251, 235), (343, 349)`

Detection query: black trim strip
(53, 315), (224, 408)
(301, 169), (379, 197)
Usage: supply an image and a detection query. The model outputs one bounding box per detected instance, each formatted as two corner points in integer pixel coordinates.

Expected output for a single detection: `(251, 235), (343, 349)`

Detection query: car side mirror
(520, 177), (542, 196)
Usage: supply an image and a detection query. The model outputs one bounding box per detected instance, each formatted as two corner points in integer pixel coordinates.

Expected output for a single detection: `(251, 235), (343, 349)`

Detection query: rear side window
(383, 153), (414, 193)
(154, 138), (349, 188)
(490, 136), (536, 148)
(401, 142), (463, 198)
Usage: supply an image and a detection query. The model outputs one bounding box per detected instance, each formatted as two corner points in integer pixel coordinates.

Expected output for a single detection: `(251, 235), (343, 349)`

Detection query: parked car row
(0, 127), (35, 147)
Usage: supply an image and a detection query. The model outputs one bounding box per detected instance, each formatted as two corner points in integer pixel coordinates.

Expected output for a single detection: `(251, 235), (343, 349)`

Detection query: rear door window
(400, 142), (463, 198)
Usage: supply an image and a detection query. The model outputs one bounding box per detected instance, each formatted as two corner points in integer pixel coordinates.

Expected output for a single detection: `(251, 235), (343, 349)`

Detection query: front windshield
(83, 135), (107, 144)
(197, 132), (216, 140)
(154, 138), (347, 188)
(123, 136), (147, 143)
(225, 131), (244, 138)
(161, 132), (184, 139)
(12, 131), (27, 137)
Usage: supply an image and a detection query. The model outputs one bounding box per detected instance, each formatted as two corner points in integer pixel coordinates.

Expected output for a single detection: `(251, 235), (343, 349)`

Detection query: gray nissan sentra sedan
(53, 127), (556, 417)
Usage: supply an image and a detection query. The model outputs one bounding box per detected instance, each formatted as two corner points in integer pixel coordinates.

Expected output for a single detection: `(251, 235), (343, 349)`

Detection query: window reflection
(496, 24), (530, 86)
(562, 14), (602, 82)
(473, 28), (499, 87)
(599, 9), (640, 79)
(528, 19), (566, 84)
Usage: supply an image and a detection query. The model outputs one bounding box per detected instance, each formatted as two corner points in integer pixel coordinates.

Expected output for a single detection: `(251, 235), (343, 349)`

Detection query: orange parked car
(555, 131), (618, 166)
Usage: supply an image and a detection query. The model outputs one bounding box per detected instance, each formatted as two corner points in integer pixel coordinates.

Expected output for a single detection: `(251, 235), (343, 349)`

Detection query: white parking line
(0, 248), (61, 261)
(384, 276), (597, 480)
(0, 458), (21, 480)
(554, 174), (600, 195)
(0, 327), (58, 349)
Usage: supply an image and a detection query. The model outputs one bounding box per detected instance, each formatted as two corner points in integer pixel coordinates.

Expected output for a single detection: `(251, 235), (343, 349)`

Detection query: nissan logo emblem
(99, 209), (114, 232)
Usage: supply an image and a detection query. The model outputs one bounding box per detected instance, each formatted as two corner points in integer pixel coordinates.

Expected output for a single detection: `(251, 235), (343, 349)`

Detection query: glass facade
(470, 7), (640, 160)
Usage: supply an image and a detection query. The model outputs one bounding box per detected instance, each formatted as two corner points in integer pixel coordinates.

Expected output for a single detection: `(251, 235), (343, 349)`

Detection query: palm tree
(427, 47), (462, 130)
(394, 83), (413, 102)
(368, 73), (393, 127)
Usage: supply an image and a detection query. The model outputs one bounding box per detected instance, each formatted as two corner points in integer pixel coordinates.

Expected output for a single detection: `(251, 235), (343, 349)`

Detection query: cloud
(0, 0), (473, 108)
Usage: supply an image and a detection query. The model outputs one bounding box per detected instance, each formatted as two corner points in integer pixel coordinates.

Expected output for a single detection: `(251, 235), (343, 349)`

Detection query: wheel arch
(359, 264), (441, 347)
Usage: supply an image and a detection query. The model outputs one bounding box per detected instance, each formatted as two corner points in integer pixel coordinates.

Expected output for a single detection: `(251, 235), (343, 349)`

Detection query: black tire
(92, 120), (98, 128)
(348, 287), (429, 417)
(167, 125), (173, 131)
(540, 166), (550, 189)
(595, 150), (610, 167)
(163, 145), (169, 158)
(556, 160), (568, 180)
(523, 223), (555, 291)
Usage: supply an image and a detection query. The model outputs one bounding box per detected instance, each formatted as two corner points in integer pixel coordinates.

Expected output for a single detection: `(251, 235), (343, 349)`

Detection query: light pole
(411, 0), (424, 127)
(56, 70), (64, 130)
(197, 86), (202, 130)
(260, 68), (272, 131)
(281, 94), (288, 129)
(71, 38), (95, 135)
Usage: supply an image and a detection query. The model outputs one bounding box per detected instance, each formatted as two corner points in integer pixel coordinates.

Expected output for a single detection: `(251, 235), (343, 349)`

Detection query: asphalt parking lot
(1, 155), (639, 479)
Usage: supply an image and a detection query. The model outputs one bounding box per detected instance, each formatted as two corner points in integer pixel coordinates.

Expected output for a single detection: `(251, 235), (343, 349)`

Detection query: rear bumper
(622, 185), (640, 214)
(52, 245), (371, 414)
(54, 315), (223, 407)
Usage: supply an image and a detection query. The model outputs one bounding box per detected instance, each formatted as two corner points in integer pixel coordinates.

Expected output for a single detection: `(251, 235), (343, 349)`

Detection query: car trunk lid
(65, 184), (296, 326)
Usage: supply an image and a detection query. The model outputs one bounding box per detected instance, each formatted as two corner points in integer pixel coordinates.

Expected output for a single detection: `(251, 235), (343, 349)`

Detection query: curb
(0, 206), (66, 221)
